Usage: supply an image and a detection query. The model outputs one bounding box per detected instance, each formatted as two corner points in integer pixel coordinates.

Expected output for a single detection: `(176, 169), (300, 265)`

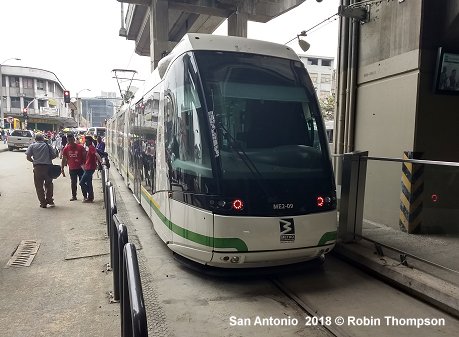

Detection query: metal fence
(102, 161), (148, 337)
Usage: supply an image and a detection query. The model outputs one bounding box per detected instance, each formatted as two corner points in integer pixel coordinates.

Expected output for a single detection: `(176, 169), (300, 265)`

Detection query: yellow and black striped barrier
(399, 151), (424, 233)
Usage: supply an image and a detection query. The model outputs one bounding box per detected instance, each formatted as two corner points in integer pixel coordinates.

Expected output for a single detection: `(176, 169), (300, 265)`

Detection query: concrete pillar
(150, 0), (169, 70)
(19, 77), (24, 110)
(5, 76), (10, 111)
(228, 11), (248, 37)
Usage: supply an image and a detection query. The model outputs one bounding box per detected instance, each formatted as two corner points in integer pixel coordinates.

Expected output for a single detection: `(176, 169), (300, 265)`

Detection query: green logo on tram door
(280, 218), (295, 243)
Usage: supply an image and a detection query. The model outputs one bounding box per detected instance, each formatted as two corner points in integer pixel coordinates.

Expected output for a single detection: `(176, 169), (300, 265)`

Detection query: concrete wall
(353, 0), (421, 229)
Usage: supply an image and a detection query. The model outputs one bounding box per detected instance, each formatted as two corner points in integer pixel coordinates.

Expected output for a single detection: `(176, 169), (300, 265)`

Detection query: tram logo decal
(207, 110), (220, 157)
(280, 218), (295, 242)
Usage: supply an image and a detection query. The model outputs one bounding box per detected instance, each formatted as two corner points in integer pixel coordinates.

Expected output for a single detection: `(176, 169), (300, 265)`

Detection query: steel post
(338, 151), (368, 242)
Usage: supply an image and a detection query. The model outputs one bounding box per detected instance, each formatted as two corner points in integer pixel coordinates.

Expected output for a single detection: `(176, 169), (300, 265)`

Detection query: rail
(101, 160), (148, 336)
(112, 214), (129, 302)
(122, 243), (148, 337)
(106, 182), (117, 269)
(333, 153), (459, 168)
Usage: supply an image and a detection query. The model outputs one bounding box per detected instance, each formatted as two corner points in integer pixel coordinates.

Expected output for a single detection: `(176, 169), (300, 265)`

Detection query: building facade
(0, 65), (75, 130)
(80, 97), (116, 127)
(298, 54), (335, 99)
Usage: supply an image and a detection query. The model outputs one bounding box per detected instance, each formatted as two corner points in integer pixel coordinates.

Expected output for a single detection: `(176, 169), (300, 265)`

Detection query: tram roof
(136, 33), (302, 103)
(173, 33), (300, 61)
(155, 33), (301, 81)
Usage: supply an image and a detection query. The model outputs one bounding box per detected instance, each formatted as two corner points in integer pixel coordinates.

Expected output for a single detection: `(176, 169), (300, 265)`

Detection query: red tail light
(317, 196), (325, 207)
(232, 199), (244, 211)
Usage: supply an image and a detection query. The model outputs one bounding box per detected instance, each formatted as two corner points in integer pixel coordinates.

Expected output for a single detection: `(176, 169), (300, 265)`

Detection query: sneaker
(39, 204), (47, 208)
(70, 197), (77, 201)
(82, 199), (93, 203)
(48, 203), (55, 208)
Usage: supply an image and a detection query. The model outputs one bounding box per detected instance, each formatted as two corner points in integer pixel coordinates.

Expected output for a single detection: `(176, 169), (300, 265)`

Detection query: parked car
(7, 129), (34, 151)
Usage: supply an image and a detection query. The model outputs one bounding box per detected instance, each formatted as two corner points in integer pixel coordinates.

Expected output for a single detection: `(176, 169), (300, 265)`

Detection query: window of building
(2, 75), (6, 86)
(309, 72), (318, 83)
(10, 97), (20, 108)
(322, 59), (332, 67)
(307, 58), (318, 65)
(9, 77), (19, 88)
(38, 99), (47, 108)
(23, 77), (34, 89)
(37, 79), (45, 90)
(24, 97), (34, 108)
(48, 82), (54, 93)
(321, 74), (331, 83)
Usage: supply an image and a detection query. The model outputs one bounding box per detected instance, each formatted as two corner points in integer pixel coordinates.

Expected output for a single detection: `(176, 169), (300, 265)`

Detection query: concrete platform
(0, 149), (118, 336)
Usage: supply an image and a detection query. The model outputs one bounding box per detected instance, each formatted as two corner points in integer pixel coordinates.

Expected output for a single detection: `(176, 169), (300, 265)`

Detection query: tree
(123, 90), (134, 103)
(319, 94), (336, 121)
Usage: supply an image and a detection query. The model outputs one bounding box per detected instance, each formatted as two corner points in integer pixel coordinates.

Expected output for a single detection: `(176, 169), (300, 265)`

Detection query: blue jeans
(79, 169), (95, 200)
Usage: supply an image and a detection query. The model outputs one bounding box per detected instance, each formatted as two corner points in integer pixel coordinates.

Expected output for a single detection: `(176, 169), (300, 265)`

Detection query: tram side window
(128, 106), (137, 176)
(118, 112), (125, 165)
(141, 93), (158, 192)
(164, 54), (212, 194)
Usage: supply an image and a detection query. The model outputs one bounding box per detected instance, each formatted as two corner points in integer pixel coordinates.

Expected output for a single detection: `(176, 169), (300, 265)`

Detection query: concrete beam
(169, 11), (200, 42)
(125, 4), (148, 40)
(120, 0), (307, 65)
(136, 9), (151, 56)
(187, 14), (226, 34)
(117, 0), (150, 5)
(168, 0), (234, 18)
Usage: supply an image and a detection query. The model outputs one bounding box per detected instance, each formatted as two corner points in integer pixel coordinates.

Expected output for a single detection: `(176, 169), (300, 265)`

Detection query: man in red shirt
(61, 133), (87, 201)
(79, 136), (102, 203)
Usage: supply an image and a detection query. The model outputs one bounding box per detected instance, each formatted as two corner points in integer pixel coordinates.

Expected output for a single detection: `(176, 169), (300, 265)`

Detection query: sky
(0, 0), (339, 98)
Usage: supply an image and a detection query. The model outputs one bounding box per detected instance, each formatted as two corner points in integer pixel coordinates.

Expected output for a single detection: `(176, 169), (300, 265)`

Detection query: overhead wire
(284, 12), (339, 45)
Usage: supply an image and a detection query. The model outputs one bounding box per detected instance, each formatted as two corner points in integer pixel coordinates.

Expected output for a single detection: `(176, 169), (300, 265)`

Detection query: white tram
(107, 34), (337, 268)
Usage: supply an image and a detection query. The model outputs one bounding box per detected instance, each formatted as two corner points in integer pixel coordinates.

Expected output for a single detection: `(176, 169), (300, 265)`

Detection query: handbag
(48, 164), (62, 179)
(47, 144), (61, 179)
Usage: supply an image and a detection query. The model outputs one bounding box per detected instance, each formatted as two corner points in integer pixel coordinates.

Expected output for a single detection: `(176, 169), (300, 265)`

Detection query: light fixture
(297, 31), (310, 52)
(298, 38), (310, 52)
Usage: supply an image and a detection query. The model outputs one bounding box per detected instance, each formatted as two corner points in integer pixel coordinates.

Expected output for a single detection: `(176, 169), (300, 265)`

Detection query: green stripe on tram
(318, 231), (337, 246)
(142, 187), (248, 252)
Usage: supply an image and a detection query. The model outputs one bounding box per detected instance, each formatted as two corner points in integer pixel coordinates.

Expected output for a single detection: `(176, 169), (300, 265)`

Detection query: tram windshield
(195, 51), (331, 182)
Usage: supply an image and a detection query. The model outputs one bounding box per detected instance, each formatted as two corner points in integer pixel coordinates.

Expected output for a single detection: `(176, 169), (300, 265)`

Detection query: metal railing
(101, 160), (148, 337)
(336, 151), (459, 273)
(112, 214), (128, 302)
(122, 243), (148, 337)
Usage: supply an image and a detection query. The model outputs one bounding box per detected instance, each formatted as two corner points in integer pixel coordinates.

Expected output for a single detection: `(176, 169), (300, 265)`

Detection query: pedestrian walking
(61, 133), (87, 201)
(80, 136), (102, 203)
(59, 133), (68, 158)
(25, 133), (58, 208)
(96, 136), (106, 154)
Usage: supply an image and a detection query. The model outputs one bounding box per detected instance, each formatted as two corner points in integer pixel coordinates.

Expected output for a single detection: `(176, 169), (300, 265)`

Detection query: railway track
(271, 277), (352, 337)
